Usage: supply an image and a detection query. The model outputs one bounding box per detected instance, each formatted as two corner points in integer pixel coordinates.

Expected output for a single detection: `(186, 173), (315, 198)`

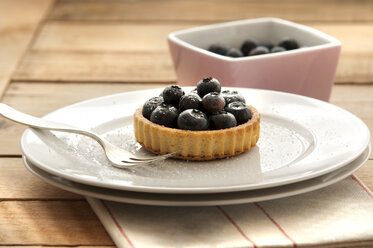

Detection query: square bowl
(167, 17), (341, 101)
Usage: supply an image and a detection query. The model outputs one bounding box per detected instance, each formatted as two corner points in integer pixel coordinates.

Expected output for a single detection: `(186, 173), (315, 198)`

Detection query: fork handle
(0, 103), (102, 143)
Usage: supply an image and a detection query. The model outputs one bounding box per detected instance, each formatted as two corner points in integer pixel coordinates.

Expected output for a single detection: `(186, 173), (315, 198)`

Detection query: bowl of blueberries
(168, 17), (341, 101)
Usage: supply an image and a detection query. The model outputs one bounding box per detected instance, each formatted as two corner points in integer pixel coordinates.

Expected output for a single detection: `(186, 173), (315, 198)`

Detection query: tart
(133, 77), (260, 161)
(133, 105), (260, 160)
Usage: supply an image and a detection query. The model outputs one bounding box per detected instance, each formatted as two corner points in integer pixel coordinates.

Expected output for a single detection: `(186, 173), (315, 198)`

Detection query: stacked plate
(21, 88), (371, 206)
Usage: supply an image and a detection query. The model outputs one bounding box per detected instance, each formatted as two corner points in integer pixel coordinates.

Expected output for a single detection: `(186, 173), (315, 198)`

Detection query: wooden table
(0, 0), (372, 247)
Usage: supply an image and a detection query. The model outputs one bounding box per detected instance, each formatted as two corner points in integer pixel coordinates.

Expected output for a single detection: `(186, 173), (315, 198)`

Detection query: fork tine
(122, 155), (171, 165)
(129, 151), (178, 161)
(110, 159), (156, 169)
(121, 152), (177, 165)
(121, 159), (155, 164)
(111, 162), (140, 169)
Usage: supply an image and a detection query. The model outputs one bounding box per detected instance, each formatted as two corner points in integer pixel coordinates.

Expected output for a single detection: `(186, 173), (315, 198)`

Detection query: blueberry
(226, 48), (243, 58)
(177, 109), (209, 130)
(225, 101), (252, 125)
(162, 85), (185, 106)
(150, 104), (179, 128)
(209, 111), (237, 130)
(241, 39), (258, 56)
(202, 92), (225, 113)
(197, 77), (221, 97)
(221, 90), (246, 105)
(271, 46), (286, 53)
(142, 96), (164, 120)
(208, 44), (229, 56)
(277, 37), (299, 50)
(249, 46), (269, 56)
(179, 93), (202, 111)
(258, 41), (274, 50)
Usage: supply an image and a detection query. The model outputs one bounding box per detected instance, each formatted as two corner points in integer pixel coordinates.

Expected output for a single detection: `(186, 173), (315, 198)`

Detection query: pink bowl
(168, 18), (341, 101)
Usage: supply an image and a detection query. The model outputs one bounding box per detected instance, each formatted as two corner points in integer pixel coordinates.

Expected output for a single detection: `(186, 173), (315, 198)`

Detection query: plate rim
(22, 144), (371, 206)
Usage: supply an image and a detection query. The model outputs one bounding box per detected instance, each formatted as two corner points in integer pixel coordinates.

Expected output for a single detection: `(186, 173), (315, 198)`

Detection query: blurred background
(2, 0), (373, 87)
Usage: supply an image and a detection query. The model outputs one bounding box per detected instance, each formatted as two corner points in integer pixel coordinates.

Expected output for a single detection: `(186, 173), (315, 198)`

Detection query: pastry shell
(133, 106), (260, 160)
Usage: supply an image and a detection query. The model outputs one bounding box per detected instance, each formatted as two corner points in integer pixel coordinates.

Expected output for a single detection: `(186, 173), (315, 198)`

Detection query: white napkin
(87, 175), (373, 248)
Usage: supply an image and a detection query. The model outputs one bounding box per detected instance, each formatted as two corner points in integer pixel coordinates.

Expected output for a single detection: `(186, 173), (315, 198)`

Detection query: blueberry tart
(133, 77), (260, 160)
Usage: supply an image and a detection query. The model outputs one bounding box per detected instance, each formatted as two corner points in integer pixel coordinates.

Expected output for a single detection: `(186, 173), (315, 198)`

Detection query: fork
(0, 103), (177, 169)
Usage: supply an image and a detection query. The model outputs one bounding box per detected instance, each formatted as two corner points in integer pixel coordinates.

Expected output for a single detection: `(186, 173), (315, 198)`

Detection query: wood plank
(330, 85), (373, 119)
(12, 51), (176, 83)
(29, 22), (373, 54)
(32, 22), (186, 52)
(0, 0), (53, 97)
(330, 86), (373, 160)
(48, 0), (373, 22)
(13, 22), (373, 84)
(0, 82), (168, 155)
(0, 201), (113, 245)
(0, 158), (81, 200)
(13, 22), (185, 82)
(313, 24), (373, 84)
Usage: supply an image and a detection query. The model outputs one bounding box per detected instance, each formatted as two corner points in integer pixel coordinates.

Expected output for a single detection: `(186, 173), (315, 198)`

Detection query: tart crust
(133, 106), (260, 160)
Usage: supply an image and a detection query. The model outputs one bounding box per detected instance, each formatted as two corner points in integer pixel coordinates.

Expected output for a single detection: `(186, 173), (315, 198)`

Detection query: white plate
(21, 88), (370, 193)
(22, 144), (371, 206)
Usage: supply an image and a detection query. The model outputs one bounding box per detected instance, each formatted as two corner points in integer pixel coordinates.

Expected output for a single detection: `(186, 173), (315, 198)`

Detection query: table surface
(0, 0), (372, 247)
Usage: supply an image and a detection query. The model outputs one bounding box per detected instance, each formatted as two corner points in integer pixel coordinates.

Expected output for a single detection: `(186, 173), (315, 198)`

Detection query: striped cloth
(87, 176), (373, 248)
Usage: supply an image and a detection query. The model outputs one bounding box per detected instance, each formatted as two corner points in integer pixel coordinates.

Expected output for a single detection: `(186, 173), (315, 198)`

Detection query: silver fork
(0, 103), (177, 169)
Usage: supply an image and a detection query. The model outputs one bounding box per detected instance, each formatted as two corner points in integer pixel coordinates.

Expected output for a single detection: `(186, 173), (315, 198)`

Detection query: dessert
(133, 77), (260, 160)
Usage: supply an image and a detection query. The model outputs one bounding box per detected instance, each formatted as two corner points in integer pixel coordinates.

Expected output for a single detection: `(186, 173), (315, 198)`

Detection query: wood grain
(0, 0), (53, 96)
(48, 0), (373, 22)
(32, 22), (189, 52)
(314, 24), (373, 84)
(12, 22), (373, 84)
(330, 86), (373, 159)
(12, 51), (176, 83)
(330, 85), (373, 119)
(0, 158), (81, 200)
(0, 201), (113, 245)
